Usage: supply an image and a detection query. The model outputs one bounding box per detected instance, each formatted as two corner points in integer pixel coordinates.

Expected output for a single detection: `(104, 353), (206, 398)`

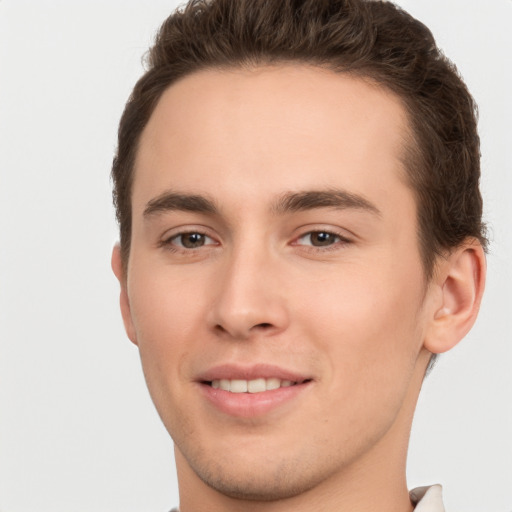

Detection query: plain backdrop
(0, 1), (510, 511)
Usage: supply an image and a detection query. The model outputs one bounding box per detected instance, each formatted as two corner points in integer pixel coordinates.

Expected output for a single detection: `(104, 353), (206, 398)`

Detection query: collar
(410, 484), (445, 512)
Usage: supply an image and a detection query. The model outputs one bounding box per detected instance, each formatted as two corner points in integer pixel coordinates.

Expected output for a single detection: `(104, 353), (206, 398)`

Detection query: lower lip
(198, 382), (312, 418)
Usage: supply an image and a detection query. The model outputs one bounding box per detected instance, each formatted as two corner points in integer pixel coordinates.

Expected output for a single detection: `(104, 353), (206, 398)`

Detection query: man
(111, 1), (486, 510)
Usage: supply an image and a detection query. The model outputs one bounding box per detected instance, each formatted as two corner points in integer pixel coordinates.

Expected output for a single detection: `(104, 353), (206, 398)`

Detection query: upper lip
(196, 363), (312, 383)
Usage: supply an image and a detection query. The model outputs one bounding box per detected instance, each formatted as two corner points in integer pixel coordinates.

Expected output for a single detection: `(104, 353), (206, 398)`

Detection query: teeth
(210, 378), (298, 393)
(247, 378), (266, 393)
(230, 379), (248, 393)
(266, 377), (280, 390)
(219, 379), (230, 391)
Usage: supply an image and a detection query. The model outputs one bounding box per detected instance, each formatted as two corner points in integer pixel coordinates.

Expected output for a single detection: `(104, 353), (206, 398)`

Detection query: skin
(112, 65), (485, 512)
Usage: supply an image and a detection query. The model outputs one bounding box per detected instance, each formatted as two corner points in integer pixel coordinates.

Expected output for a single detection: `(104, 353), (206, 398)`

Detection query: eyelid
(158, 225), (220, 249)
(171, 232), (216, 247)
(292, 226), (353, 243)
(290, 227), (354, 254)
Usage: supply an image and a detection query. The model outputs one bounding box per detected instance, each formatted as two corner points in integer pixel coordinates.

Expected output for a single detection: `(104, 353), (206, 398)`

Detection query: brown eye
(297, 231), (341, 247)
(309, 232), (338, 246)
(171, 232), (212, 249)
(182, 233), (205, 248)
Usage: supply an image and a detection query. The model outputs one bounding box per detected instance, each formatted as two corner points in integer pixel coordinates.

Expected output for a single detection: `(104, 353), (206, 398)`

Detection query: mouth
(206, 377), (310, 393)
(197, 365), (313, 417)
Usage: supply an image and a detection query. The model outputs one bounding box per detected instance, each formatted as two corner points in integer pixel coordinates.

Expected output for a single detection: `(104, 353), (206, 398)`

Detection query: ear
(111, 244), (138, 346)
(424, 239), (486, 354)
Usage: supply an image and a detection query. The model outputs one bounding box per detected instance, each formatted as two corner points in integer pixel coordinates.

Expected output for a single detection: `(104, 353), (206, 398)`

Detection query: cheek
(129, 261), (204, 336)
(126, 270), (214, 440)
(295, 260), (427, 390)
(127, 268), (206, 389)
(293, 268), (426, 447)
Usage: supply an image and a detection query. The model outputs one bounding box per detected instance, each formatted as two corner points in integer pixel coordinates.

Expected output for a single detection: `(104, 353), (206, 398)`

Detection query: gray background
(0, 1), (510, 511)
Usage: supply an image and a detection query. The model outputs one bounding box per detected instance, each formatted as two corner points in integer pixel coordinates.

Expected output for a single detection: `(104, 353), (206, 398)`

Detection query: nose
(207, 246), (290, 340)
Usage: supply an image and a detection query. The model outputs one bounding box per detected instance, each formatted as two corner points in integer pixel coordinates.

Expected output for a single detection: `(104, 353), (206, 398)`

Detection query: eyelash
(159, 230), (217, 252)
(292, 230), (352, 252)
(159, 228), (351, 255)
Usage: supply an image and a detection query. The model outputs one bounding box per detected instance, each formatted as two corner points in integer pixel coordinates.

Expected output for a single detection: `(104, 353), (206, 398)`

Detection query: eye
(166, 232), (216, 249)
(296, 231), (345, 247)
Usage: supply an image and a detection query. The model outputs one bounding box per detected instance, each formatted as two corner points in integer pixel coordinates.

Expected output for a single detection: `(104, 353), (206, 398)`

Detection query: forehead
(133, 65), (412, 216)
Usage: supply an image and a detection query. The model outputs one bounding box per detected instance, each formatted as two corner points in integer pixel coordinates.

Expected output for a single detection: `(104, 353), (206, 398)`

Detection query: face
(119, 65), (436, 500)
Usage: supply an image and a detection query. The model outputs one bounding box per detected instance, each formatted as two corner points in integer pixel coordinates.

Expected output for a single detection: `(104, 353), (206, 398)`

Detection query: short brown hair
(112, 0), (487, 276)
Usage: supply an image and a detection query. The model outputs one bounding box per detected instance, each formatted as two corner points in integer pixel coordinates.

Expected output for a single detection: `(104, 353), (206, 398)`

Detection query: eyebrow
(143, 188), (381, 219)
(144, 192), (219, 218)
(272, 189), (381, 216)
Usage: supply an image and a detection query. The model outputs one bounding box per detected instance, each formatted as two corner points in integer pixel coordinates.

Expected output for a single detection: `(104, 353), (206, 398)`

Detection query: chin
(189, 457), (322, 501)
(174, 434), (345, 503)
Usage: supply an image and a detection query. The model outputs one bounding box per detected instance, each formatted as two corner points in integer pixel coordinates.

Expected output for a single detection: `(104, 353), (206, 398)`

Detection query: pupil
(312, 232), (334, 246)
(183, 233), (205, 248)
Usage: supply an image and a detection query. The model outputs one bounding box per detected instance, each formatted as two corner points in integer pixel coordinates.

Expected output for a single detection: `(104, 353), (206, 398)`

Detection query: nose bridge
(208, 236), (288, 339)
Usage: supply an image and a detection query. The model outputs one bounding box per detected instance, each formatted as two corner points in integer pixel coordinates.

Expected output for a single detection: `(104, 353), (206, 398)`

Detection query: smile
(197, 364), (313, 417)
(210, 378), (297, 393)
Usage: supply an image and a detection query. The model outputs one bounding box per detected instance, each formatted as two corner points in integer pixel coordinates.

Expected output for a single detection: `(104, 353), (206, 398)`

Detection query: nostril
(213, 321), (275, 340)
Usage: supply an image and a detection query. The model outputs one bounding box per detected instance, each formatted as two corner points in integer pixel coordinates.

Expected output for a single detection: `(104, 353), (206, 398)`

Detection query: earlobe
(111, 244), (138, 346)
(424, 240), (486, 354)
